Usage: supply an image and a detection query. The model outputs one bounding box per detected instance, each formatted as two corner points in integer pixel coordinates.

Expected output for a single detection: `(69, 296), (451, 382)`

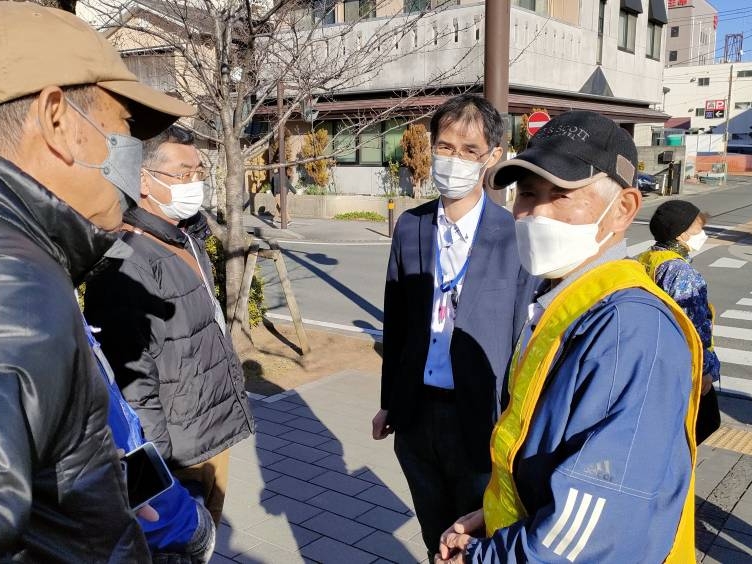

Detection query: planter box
(249, 193), (436, 220)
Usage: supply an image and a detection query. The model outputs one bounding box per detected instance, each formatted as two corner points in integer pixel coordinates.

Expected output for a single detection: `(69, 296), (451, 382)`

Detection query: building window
(513, 0), (549, 15)
(698, 77), (710, 86)
(618, 10), (637, 53)
(404, 0), (429, 13)
(328, 119), (408, 165)
(668, 50), (677, 61)
(695, 108), (705, 117)
(646, 21), (662, 60)
(122, 49), (177, 93)
(738, 70), (752, 78)
(312, 0), (336, 24)
(344, 0), (376, 22)
(670, 26), (679, 37)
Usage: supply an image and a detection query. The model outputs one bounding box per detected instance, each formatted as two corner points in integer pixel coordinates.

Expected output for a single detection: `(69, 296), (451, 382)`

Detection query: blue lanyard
(435, 194), (486, 296)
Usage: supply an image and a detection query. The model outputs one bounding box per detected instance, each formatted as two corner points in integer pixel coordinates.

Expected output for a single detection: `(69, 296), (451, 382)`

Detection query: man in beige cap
(0, 2), (194, 560)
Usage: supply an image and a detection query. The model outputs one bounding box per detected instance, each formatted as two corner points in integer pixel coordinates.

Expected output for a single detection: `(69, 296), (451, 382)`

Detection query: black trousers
(394, 392), (490, 558)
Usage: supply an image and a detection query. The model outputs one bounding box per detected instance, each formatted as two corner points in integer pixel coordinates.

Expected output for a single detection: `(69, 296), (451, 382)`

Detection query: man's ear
(34, 87), (77, 165)
(486, 146), (504, 169)
(140, 169), (151, 198)
(611, 187), (642, 233)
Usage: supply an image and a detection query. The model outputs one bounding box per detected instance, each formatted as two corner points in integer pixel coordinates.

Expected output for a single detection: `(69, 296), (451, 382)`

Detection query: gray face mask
(65, 97), (143, 211)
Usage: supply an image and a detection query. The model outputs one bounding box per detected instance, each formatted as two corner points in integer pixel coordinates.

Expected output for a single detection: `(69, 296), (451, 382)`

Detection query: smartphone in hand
(121, 442), (174, 510)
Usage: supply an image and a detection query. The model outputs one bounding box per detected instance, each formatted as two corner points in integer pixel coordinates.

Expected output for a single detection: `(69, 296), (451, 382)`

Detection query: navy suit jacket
(381, 196), (535, 472)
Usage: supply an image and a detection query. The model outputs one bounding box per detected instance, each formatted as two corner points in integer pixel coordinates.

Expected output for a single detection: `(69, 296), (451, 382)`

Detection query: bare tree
(82, 0), (481, 357)
(33, 0), (77, 13)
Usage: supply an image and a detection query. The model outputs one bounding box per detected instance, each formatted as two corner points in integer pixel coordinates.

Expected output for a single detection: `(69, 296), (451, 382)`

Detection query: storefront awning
(621, 0), (644, 14)
(648, 0), (668, 24)
(255, 90), (669, 125)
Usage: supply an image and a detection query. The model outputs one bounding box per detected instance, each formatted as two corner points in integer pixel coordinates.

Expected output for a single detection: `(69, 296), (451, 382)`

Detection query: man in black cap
(436, 111), (703, 563)
(0, 3), (194, 560)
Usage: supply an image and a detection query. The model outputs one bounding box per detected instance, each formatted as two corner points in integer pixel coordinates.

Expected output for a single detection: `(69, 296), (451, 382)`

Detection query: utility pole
(484, 0), (511, 205)
(721, 64), (733, 185)
(276, 81), (289, 230)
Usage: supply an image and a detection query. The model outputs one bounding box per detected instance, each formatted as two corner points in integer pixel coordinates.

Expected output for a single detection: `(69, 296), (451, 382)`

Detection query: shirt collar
(437, 192), (485, 243)
(537, 240), (628, 310)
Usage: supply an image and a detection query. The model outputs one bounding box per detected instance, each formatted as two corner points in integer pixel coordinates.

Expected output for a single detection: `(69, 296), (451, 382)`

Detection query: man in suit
(371, 94), (533, 557)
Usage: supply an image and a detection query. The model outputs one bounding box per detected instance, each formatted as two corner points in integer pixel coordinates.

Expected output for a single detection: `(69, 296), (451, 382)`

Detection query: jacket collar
(124, 206), (188, 248)
(0, 156), (118, 285)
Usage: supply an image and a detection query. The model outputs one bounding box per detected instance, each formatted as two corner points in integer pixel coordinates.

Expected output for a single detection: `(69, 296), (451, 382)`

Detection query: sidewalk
(210, 370), (752, 563)
(243, 176), (751, 245)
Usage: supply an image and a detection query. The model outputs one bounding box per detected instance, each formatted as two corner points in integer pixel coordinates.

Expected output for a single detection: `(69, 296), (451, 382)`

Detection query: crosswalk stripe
(737, 298), (752, 307)
(715, 347), (752, 366)
(714, 325), (752, 341)
(718, 376), (752, 400)
(721, 310), (752, 322)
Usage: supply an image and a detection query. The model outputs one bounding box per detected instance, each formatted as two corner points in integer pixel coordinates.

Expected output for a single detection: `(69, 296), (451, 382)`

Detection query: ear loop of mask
(594, 192), (621, 248)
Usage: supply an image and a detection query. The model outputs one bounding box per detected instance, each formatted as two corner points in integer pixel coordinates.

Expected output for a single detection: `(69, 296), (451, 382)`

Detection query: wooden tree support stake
(258, 243), (311, 355)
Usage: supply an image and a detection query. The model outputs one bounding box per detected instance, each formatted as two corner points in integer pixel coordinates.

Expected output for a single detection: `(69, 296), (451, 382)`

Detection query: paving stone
(255, 419), (294, 437)
(702, 544), (752, 563)
(257, 494), (325, 525)
(300, 536), (378, 564)
(317, 439), (345, 456)
(245, 519), (320, 553)
(300, 510), (375, 544)
(283, 416), (329, 434)
(282, 392), (308, 406)
(714, 529), (752, 555)
(307, 489), (375, 519)
(221, 486), (276, 529)
(357, 484), (412, 513)
(312, 454), (351, 475)
(726, 511), (752, 537)
(229, 456), (278, 486)
(310, 469), (373, 496)
(255, 447), (287, 467)
(263, 399), (303, 412)
(213, 523), (263, 558)
(208, 552), (237, 563)
(275, 442), (331, 463)
(356, 529), (428, 563)
(252, 406), (300, 424)
(232, 541), (309, 564)
(289, 405), (320, 420)
(254, 432), (291, 451)
(279, 428), (331, 447)
(264, 475), (327, 502)
(268, 457), (329, 481)
(356, 506), (420, 540)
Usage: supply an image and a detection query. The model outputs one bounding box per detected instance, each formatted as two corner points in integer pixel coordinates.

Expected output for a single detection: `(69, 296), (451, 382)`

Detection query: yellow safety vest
(483, 260), (702, 563)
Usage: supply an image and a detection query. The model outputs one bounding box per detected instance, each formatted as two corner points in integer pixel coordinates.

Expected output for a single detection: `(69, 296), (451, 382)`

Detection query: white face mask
(515, 194), (619, 279)
(685, 229), (708, 251)
(431, 152), (494, 200)
(146, 171), (204, 220)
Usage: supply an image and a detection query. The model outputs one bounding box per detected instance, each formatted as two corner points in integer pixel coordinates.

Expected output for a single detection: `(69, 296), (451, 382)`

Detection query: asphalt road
(259, 180), (752, 394)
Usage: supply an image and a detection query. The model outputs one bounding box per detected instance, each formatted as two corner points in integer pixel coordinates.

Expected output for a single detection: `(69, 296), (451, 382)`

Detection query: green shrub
(334, 211), (386, 222)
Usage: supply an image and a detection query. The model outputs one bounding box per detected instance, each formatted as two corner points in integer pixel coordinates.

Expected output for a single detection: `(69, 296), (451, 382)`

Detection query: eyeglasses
(433, 144), (493, 162)
(146, 168), (207, 182)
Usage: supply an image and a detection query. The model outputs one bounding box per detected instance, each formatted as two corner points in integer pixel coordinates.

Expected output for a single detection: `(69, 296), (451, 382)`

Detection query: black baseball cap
(492, 111), (638, 190)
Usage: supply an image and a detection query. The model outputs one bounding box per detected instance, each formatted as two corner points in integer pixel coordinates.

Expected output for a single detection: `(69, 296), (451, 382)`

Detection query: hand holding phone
(121, 442), (174, 511)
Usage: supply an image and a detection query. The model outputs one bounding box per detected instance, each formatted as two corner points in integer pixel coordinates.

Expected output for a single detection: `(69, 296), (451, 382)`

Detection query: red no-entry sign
(527, 111), (551, 136)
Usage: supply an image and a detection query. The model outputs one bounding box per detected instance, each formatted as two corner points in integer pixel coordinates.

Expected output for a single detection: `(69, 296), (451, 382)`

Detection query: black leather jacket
(0, 158), (150, 562)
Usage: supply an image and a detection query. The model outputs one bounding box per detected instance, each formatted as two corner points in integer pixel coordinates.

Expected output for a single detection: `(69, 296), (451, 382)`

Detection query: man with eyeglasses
(84, 125), (254, 527)
(371, 94), (535, 558)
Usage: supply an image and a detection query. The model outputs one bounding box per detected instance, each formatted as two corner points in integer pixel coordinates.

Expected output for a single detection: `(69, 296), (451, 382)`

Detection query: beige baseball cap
(0, 1), (195, 139)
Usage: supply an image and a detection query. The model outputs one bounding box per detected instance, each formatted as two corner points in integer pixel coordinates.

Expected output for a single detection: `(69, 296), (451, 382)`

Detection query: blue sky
(709, 0), (752, 62)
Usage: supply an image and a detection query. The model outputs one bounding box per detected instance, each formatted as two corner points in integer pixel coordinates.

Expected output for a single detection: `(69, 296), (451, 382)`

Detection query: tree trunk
(222, 122), (254, 359)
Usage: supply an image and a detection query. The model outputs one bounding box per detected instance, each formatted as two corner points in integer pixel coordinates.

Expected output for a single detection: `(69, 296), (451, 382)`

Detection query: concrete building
(664, 0), (717, 68)
(663, 60), (752, 152)
(280, 0), (671, 195)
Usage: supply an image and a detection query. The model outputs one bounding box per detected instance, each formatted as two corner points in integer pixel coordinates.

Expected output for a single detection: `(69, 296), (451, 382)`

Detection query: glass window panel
(382, 119), (407, 163)
(333, 123), (357, 163)
(360, 124), (383, 164)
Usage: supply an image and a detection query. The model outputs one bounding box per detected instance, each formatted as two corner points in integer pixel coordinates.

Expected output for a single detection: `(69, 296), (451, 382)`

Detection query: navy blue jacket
(381, 197), (534, 472)
(466, 288), (693, 563)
